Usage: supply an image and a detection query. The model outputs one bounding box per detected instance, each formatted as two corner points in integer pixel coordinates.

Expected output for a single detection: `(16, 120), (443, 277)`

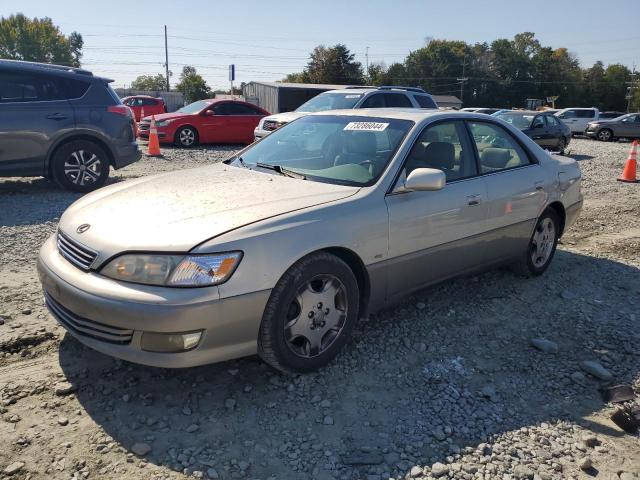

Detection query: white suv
(555, 108), (600, 135)
(253, 86), (437, 140)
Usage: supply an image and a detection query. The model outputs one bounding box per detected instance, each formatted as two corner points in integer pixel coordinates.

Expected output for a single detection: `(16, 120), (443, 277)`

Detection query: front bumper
(254, 127), (268, 141)
(37, 235), (270, 368)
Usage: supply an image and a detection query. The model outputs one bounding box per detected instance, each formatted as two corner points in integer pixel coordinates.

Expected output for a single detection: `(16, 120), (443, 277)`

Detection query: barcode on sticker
(344, 122), (389, 131)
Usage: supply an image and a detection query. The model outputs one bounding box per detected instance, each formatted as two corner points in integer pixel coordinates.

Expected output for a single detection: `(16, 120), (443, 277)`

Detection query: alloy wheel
(64, 150), (102, 186)
(598, 130), (612, 141)
(284, 274), (348, 358)
(179, 128), (195, 146)
(530, 218), (556, 268)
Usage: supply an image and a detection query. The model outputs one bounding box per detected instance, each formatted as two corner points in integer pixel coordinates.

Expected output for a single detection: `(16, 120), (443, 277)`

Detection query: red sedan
(137, 99), (270, 147)
(122, 95), (167, 122)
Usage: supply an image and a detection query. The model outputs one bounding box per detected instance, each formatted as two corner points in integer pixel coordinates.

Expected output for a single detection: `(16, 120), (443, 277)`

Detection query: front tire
(511, 209), (560, 277)
(175, 126), (198, 147)
(51, 140), (110, 193)
(258, 252), (360, 373)
(597, 129), (613, 142)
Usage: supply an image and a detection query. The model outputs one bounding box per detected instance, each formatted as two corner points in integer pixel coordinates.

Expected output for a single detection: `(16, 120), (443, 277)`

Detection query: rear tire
(557, 137), (567, 155)
(51, 140), (110, 193)
(175, 126), (198, 148)
(511, 209), (560, 277)
(258, 252), (360, 373)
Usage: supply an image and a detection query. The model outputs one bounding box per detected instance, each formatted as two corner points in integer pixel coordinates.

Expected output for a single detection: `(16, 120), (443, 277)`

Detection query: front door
(385, 120), (489, 300)
(0, 71), (75, 176)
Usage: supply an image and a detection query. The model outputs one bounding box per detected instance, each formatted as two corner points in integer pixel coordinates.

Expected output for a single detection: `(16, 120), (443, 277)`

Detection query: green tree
(600, 64), (631, 111)
(130, 73), (168, 91)
(175, 66), (211, 103)
(0, 13), (83, 66)
(296, 44), (364, 84)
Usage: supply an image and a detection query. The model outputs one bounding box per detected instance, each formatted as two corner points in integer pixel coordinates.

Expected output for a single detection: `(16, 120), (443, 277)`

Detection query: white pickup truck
(554, 108), (600, 135)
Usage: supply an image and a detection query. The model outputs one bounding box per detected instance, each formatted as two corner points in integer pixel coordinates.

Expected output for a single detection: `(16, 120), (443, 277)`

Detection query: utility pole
(625, 63), (636, 113)
(164, 25), (170, 91)
(365, 46), (369, 81)
(457, 55), (468, 104)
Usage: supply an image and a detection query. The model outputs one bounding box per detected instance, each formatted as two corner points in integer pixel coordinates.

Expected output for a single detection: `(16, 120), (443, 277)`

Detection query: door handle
(534, 181), (544, 191)
(466, 194), (481, 206)
(46, 113), (68, 120)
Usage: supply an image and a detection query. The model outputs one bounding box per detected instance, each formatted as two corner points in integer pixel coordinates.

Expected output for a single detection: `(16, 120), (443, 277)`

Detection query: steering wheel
(358, 160), (373, 168)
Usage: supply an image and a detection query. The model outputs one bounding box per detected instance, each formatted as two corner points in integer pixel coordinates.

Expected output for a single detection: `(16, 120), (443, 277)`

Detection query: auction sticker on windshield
(344, 122), (389, 131)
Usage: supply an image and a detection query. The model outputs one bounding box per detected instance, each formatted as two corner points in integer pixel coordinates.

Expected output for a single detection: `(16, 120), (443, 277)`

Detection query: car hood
(58, 164), (359, 262)
(262, 111), (307, 124)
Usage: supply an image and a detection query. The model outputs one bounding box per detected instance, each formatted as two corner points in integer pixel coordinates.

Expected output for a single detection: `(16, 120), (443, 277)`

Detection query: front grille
(263, 120), (286, 132)
(45, 293), (133, 345)
(57, 230), (98, 271)
(138, 123), (150, 131)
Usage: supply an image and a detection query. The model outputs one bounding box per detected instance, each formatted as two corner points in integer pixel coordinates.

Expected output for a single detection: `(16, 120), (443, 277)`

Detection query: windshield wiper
(255, 162), (306, 180)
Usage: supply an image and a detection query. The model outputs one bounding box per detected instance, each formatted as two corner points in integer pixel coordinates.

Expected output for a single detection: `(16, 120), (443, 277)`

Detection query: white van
(555, 108), (600, 135)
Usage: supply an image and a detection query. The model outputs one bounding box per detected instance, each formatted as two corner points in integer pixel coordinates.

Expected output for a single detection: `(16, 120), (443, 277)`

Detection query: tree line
(284, 34), (639, 112)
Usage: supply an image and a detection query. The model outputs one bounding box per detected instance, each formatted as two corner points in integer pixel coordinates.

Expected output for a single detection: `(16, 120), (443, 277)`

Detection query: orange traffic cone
(617, 140), (638, 183)
(146, 115), (162, 157)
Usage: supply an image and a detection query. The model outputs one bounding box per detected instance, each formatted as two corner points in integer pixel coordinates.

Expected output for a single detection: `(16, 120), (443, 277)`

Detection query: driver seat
(333, 131), (377, 168)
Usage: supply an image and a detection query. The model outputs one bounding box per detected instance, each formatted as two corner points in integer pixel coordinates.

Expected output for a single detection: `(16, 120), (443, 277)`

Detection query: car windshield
(296, 93), (363, 112)
(495, 112), (534, 130)
(231, 115), (413, 186)
(177, 100), (210, 114)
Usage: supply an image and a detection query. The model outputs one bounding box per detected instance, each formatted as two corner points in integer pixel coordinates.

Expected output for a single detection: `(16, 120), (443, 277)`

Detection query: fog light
(141, 331), (203, 353)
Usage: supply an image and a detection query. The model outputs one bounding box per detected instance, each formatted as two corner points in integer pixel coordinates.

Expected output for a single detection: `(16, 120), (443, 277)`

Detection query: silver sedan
(38, 109), (583, 372)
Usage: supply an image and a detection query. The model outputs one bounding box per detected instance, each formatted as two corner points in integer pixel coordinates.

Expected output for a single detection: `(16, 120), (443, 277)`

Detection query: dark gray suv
(0, 60), (140, 192)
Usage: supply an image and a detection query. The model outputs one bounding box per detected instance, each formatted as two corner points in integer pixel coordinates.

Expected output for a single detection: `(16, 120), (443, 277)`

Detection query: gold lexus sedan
(38, 109), (582, 372)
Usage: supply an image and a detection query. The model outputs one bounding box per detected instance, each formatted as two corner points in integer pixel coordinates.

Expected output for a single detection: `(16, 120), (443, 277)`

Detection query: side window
(547, 115), (560, 127)
(213, 103), (230, 115)
(360, 93), (385, 108)
(0, 73), (63, 102)
(558, 110), (576, 119)
(214, 102), (258, 115)
(59, 78), (90, 99)
(413, 95), (437, 108)
(576, 109), (596, 118)
(531, 116), (545, 129)
(404, 121), (477, 182)
(468, 122), (532, 174)
(383, 93), (413, 108)
(142, 98), (157, 106)
(622, 115), (639, 123)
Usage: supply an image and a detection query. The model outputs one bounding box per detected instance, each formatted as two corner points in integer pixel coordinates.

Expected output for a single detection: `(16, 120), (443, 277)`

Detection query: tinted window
(576, 109), (596, 118)
(546, 115), (561, 127)
(141, 98), (158, 106)
(60, 78), (90, 99)
(0, 73), (64, 102)
(531, 116), (545, 129)
(404, 121), (477, 182)
(413, 95), (437, 108)
(557, 110), (576, 119)
(383, 93), (412, 108)
(214, 102), (263, 115)
(360, 93), (385, 108)
(468, 121), (531, 173)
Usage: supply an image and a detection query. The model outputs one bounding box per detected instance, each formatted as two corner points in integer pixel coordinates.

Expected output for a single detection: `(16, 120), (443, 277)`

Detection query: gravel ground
(1, 139), (639, 480)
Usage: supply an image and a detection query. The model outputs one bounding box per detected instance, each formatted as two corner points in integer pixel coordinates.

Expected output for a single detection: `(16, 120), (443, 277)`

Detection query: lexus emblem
(76, 224), (90, 234)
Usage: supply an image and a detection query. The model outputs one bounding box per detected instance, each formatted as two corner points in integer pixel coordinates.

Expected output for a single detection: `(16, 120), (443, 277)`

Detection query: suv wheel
(52, 140), (110, 193)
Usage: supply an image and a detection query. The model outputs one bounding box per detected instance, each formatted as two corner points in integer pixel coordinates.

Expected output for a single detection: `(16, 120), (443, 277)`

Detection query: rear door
(210, 102), (265, 143)
(545, 115), (565, 148)
(466, 120), (547, 262)
(0, 70), (75, 176)
(385, 120), (489, 299)
(557, 109), (579, 133)
(529, 114), (552, 148)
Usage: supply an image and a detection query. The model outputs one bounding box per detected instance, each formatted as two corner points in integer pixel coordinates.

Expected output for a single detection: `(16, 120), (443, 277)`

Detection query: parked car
(0, 60), (140, 192)
(554, 108), (600, 135)
(122, 95), (167, 121)
(253, 86), (437, 140)
(598, 111), (626, 120)
(138, 99), (269, 147)
(585, 112), (640, 141)
(495, 110), (571, 154)
(38, 109), (582, 372)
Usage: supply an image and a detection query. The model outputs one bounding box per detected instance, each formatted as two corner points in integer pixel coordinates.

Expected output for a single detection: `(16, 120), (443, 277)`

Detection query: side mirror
(204, 110), (215, 116)
(400, 168), (446, 192)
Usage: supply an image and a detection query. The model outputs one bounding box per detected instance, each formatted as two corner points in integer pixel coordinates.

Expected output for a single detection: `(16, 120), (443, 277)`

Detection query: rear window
(414, 95), (437, 108)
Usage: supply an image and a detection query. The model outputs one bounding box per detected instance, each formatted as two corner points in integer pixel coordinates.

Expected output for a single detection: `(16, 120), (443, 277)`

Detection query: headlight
(155, 119), (173, 127)
(100, 252), (242, 287)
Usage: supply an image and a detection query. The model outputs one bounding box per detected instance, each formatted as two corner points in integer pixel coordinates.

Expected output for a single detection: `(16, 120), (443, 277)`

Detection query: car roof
(498, 110), (542, 115)
(307, 108), (494, 122)
(322, 87), (431, 95)
(0, 59), (112, 82)
(126, 95), (163, 99)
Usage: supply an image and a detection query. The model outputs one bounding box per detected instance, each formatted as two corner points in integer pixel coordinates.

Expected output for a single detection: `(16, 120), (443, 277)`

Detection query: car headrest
(424, 141), (455, 170)
(344, 131), (377, 156)
(481, 148), (512, 168)
(423, 130), (440, 143)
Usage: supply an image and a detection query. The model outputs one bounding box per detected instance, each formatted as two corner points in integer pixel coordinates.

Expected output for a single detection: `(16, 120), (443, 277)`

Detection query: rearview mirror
(400, 168), (446, 192)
